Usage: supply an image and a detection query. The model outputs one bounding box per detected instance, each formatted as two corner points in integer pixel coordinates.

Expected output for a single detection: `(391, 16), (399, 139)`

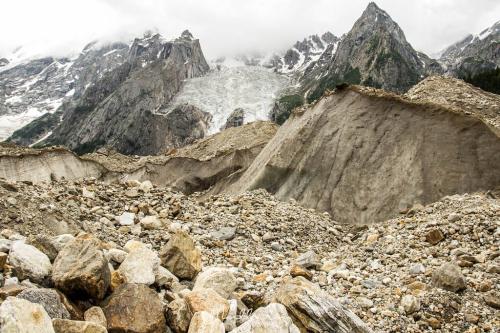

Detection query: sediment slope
(0, 122), (277, 193)
(227, 86), (500, 224)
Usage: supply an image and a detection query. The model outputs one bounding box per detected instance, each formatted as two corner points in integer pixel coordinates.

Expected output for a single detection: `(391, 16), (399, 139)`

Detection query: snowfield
(165, 64), (289, 133)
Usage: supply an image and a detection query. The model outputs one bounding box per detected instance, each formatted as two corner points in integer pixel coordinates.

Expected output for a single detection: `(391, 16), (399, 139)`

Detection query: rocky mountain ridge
(438, 20), (500, 78)
(9, 31), (212, 155)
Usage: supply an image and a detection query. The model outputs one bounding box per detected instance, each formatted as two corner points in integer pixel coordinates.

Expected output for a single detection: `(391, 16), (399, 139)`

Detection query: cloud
(0, 0), (499, 59)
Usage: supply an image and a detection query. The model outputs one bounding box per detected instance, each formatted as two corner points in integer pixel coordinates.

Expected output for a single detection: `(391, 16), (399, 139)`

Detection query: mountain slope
(31, 31), (211, 155)
(225, 84), (500, 224)
(300, 2), (441, 102)
(439, 20), (500, 78)
(0, 42), (130, 142)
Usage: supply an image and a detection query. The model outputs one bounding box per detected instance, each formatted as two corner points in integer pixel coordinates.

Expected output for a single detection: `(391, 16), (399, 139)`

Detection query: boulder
(193, 267), (237, 299)
(275, 277), (372, 333)
(84, 306), (107, 328)
(210, 227), (236, 241)
(52, 234), (110, 300)
(166, 298), (191, 333)
(52, 319), (107, 333)
(187, 311), (225, 333)
(185, 288), (230, 321)
(155, 265), (179, 288)
(106, 249), (127, 264)
(17, 288), (70, 319)
(27, 235), (59, 261)
(118, 242), (160, 285)
(224, 299), (237, 331)
(0, 296), (55, 333)
(8, 241), (52, 283)
(295, 250), (321, 269)
(432, 263), (466, 292)
(400, 294), (420, 314)
(140, 216), (162, 230)
(103, 283), (166, 333)
(159, 231), (202, 280)
(232, 303), (299, 333)
(50, 234), (75, 252)
(0, 283), (25, 299)
(117, 212), (135, 226)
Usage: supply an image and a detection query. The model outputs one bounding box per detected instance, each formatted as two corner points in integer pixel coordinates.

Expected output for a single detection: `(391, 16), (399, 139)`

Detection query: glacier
(165, 63), (289, 134)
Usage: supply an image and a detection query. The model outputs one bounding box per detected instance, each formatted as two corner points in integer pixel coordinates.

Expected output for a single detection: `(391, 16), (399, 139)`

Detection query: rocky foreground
(0, 177), (498, 332)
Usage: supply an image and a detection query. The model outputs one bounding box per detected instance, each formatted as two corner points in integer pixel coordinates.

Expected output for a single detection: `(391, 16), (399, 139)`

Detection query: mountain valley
(0, 2), (499, 333)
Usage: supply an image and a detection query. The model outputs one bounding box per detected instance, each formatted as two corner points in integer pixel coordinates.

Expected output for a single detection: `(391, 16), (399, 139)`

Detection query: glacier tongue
(166, 65), (289, 134)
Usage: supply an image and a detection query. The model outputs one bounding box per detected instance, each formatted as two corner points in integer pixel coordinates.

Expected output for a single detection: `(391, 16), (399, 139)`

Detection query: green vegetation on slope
(464, 67), (500, 95)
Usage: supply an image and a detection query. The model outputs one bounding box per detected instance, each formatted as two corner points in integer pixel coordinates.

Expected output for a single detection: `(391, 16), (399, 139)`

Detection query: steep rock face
(273, 32), (339, 74)
(40, 31), (210, 155)
(226, 86), (500, 224)
(1, 42), (129, 142)
(301, 2), (440, 102)
(222, 108), (245, 129)
(439, 21), (499, 77)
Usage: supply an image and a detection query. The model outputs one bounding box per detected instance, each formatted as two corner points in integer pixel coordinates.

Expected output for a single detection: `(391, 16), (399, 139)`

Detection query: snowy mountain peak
(273, 32), (339, 74)
(180, 30), (194, 40)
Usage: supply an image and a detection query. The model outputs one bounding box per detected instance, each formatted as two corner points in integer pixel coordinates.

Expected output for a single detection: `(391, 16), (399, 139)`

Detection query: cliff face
(38, 31), (210, 155)
(300, 3), (441, 102)
(226, 85), (500, 224)
(439, 21), (500, 78)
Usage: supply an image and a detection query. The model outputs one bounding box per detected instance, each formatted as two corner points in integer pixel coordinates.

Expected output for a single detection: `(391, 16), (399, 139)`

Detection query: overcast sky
(1, 0), (499, 60)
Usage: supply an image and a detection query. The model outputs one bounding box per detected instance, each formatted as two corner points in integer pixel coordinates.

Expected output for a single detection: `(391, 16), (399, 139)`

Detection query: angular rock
(140, 216), (162, 230)
(52, 319), (107, 333)
(160, 231), (202, 280)
(425, 229), (445, 245)
(17, 288), (70, 319)
(187, 311), (225, 333)
(400, 294), (420, 314)
(232, 303), (300, 333)
(432, 263), (466, 292)
(9, 240), (52, 283)
(0, 296), (55, 333)
(290, 264), (313, 280)
(0, 284), (27, 300)
(117, 212), (135, 226)
(118, 243), (160, 285)
(210, 227), (236, 241)
(155, 265), (179, 288)
(50, 234), (75, 252)
(166, 298), (191, 333)
(224, 299), (238, 332)
(483, 291), (500, 309)
(84, 306), (107, 328)
(27, 235), (59, 261)
(185, 288), (230, 321)
(106, 249), (127, 264)
(0, 252), (7, 271)
(275, 277), (372, 333)
(103, 283), (166, 333)
(295, 250), (321, 269)
(193, 267), (237, 299)
(52, 234), (110, 300)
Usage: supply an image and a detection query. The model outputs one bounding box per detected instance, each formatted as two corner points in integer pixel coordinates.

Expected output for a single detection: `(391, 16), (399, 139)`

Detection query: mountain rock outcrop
(0, 42), (129, 142)
(222, 108), (245, 129)
(301, 2), (441, 102)
(439, 20), (499, 78)
(273, 32), (339, 75)
(36, 31), (210, 155)
(226, 84), (500, 224)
